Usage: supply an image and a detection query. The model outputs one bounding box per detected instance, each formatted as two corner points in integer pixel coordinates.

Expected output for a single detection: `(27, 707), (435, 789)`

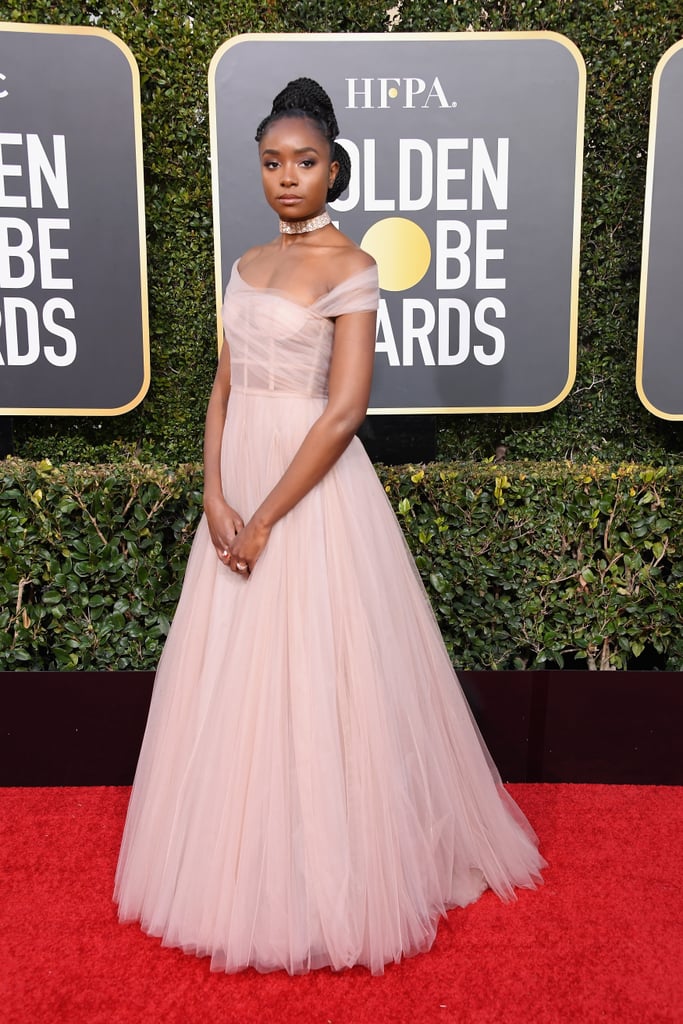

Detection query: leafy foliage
(0, 458), (202, 669)
(3, 458), (682, 671)
(379, 459), (683, 671)
(2, 0), (683, 463)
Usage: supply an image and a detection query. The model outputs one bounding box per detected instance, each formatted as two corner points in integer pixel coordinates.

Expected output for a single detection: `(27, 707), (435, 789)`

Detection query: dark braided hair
(255, 77), (351, 203)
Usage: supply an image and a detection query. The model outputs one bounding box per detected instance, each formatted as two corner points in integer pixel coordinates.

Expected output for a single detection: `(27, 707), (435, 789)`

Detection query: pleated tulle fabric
(114, 261), (546, 975)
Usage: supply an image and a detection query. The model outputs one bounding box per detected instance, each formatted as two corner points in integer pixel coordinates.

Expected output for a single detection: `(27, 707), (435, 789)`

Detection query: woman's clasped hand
(205, 495), (272, 576)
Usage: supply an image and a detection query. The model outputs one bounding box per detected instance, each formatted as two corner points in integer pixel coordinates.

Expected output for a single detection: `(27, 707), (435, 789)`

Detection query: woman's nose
(280, 163), (298, 186)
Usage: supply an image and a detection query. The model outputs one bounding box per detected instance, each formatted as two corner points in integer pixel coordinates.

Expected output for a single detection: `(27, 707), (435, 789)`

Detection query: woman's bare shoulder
(237, 242), (276, 274)
(327, 237), (376, 285)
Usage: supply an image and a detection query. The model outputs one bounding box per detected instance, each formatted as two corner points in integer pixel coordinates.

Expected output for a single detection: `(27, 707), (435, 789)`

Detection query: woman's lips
(278, 196), (302, 205)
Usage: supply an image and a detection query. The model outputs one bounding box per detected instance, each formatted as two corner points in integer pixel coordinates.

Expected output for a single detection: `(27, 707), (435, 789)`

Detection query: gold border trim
(209, 32), (585, 413)
(208, 39), (229, 354)
(0, 22), (150, 417)
(635, 39), (683, 421)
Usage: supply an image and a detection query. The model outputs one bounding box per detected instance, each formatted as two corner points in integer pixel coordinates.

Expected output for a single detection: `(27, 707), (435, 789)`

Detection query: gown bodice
(222, 261), (379, 399)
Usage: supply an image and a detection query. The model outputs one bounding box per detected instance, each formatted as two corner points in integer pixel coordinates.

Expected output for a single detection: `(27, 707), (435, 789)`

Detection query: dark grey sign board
(0, 23), (148, 415)
(637, 41), (683, 420)
(209, 33), (585, 413)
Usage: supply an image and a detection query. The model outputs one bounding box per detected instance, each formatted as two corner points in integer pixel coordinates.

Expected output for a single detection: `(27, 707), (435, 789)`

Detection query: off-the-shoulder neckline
(232, 258), (377, 309)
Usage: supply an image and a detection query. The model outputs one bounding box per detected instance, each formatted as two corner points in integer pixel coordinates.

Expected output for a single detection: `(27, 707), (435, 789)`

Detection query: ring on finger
(236, 561), (248, 573)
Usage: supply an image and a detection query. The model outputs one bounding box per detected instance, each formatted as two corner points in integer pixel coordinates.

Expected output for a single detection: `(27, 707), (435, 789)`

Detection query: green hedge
(3, 458), (682, 671)
(382, 459), (683, 670)
(0, 459), (203, 670)
(3, 0), (683, 465)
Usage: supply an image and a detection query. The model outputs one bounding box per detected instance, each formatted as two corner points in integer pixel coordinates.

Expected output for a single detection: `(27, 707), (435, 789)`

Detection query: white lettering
(438, 299), (470, 365)
(1, 297), (40, 365)
(363, 139), (395, 212)
(436, 140), (468, 211)
(472, 137), (508, 211)
(379, 78), (402, 108)
(475, 220), (506, 289)
(398, 140), (432, 211)
(404, 78), (426, 108)
(368, 298), (507, 368)
(402, 299), (436, 366)
(0, 217), (35, 287)
(375, 300), (400, 365)
(0, 133), (25, 208)
(0, 218), (72, 288)
(0, 133), (69, 209)
(332, 137), (509, 213)
(436, 221), (471, 289)
(26, 134), (69, 209)
(43, 298), (77, 366)
(37, 219), (72, 289)
(346, 78), (372, 109)
(345, 76), (454, 109)
(474, 299), (506, 365)
(423, 77), (449, 108)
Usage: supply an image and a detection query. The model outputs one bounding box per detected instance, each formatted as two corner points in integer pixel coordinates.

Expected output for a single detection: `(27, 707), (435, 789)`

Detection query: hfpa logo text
(346, 77), (457, 110)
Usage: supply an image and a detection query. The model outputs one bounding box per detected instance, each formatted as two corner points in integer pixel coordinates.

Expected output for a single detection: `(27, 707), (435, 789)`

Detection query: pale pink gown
(114, 261), (545, 975)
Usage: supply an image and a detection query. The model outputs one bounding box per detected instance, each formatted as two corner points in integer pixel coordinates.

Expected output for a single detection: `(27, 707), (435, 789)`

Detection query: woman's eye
(264, 161), (279, 170)
(300, 159), (316, 168)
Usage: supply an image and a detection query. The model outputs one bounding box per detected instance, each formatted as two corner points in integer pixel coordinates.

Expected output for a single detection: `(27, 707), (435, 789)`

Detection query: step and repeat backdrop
(0, 23), (148, 416)
(210, 33), (585, 414)
(0, 25), (681, 418)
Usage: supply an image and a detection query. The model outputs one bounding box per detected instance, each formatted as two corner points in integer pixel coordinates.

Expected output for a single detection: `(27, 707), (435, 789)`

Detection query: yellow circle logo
(361, 218), (431, 292)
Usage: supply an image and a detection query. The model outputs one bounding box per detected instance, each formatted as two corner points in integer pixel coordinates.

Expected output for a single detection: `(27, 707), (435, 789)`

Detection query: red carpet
(0, 785), (680, 1023)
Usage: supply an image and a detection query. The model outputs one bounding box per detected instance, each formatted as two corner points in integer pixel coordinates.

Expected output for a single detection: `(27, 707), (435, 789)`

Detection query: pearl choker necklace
(279, 210), (331, 235)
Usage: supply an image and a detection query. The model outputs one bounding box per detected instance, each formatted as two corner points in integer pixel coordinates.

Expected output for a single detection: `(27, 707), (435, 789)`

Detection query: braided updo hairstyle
(255, 77), (351, 203)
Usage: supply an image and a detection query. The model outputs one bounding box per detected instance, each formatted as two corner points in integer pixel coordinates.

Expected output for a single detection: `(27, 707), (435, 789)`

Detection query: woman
(115, 78), (545, 976)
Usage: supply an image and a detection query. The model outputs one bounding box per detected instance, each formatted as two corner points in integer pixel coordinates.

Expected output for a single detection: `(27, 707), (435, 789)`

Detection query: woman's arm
(203, 342), (245, 558)
(228, 307), (377, 572)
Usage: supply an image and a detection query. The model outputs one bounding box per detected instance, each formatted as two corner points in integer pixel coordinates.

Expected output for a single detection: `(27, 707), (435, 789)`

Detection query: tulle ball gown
(114, 260), (545, 975)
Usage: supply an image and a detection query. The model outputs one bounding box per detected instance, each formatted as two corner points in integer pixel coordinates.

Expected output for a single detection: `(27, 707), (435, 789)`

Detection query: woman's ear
(328, 159), (340, 189)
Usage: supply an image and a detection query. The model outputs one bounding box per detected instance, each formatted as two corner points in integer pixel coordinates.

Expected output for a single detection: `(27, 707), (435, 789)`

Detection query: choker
(279, 210), (331, 235)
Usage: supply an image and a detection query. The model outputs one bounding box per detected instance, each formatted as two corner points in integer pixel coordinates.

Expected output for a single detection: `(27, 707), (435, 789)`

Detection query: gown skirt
(114, 261), (545, 975)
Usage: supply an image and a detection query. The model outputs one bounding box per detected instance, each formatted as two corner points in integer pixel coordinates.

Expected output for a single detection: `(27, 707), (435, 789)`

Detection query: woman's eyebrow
(261, 146), (321, 156)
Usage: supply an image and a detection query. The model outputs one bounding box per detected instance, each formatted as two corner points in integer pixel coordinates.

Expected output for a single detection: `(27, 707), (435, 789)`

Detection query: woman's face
(258, 116), (339, 224)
